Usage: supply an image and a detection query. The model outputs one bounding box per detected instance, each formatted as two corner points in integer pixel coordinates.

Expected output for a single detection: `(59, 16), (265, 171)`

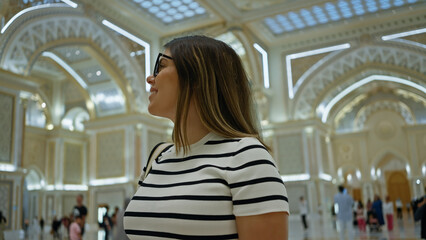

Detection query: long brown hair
(164, 35), (268, 154)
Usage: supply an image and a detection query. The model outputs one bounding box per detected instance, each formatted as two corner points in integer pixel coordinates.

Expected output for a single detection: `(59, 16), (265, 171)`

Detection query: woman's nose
(146, 75), (154, 84)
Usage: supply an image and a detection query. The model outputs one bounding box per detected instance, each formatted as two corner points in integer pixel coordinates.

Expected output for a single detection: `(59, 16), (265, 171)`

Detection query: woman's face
(146, 49), (179, 121)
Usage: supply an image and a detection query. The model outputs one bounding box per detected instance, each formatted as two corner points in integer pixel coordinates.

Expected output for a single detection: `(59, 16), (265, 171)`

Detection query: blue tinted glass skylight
(263, 0), (418, 35)
(189, 2), (199, 9)
(351, 0), (365, 15)
(178, 5), (188, 11)
(312, 6), (329, 23)
(379, 0), (392, 9)
(365, 0), (379, 12)
(393, 0), (404, 6)
(276, 15), (295, 31)
(338, 1), (353, 18)
(141, 1), (152, 8)
(288, 12), (306, 29)
(163, 16), (173, 23)
(174, 13), (184, 20)
(160, 3), (170, 10)
(170, 0), (181, 7)
(300, 9), (318, 26)
(156, 11), (166, 18)
(149, 6), (160, 13)
(167, 8), (177, 14)
(195, 7), (205, 14)
(325, 2), (341, 21)
(136, 0), (207, 24)
(184, 10), (194, 17)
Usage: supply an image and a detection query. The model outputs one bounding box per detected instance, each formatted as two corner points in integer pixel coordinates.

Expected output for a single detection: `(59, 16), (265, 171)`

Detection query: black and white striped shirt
(124, 132), (289, 240)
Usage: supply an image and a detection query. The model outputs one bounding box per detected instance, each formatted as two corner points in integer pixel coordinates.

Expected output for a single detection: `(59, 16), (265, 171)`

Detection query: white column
(268, 46), (287, 122)
(51, 81), (64, 126)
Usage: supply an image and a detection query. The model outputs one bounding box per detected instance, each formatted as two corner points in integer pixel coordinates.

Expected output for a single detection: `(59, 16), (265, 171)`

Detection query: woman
(356, 201), (366, 232)
(383, 196), (394, 231)
(124, 35), (289, 239)
(372, 195), (385, 228)
(0, 211), (6, 240)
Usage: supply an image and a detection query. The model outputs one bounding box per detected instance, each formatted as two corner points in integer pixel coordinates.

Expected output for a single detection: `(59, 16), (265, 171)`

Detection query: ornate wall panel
(63, 142), (83, 184)
(277, 134), (304, 175)
(23, 133), (46, 171)
(62, 195), (76, 217)
(0, 180), (13, 229)
(0, 91), (14, 163)
(96, 130), (124, 179)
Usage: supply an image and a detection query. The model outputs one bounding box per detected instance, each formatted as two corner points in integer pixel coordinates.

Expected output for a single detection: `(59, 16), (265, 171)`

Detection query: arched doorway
(386, 170), (410, 214)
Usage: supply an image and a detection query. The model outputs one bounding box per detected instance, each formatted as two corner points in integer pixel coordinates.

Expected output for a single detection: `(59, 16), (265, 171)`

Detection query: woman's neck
(184, 101), (210, 145)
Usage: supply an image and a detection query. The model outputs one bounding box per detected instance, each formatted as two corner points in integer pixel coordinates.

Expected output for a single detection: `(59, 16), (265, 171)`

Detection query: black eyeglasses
(153, 53), (173, 77)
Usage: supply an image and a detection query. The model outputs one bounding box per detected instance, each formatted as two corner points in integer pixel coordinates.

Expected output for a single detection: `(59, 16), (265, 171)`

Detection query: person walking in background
(396, 198), (403, 219)
(299, 196), (308, 230)
(100, 205), (112, 240)
(414, 187), (426, 239)
(372, 195), (385, 230)
(69, 215), (82, 240)
(39, 217), (44, 237)
(72, 194), (87, 236)
(51, 216), (62, 239)
(334, 185), (354, 240)
(383, 196), (394, 231)
(0, 211), (7, 240)
(30, 216), (41, 240)
(356, 201), (366, 232)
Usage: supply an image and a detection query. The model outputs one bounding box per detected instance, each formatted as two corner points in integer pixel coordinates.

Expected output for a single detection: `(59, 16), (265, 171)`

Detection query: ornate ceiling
(0, 0), (424, 131)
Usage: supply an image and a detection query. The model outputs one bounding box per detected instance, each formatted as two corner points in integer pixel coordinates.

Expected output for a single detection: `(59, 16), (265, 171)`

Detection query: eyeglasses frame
(153, 53), (173, 77)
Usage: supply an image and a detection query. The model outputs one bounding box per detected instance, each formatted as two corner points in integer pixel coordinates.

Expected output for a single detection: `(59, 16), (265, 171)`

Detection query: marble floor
(5, 213), (423, 240)
(288, 214), (422, 240)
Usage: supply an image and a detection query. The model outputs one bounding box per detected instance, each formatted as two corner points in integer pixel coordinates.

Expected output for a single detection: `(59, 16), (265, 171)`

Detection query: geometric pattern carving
(23, 136), (46, 171)
(96, 130), (125, 179)
(354, 100), (415, 130)
(0, 6), (146, 112)
(0, 92), (14, 163)
(293, 44), (426, 120)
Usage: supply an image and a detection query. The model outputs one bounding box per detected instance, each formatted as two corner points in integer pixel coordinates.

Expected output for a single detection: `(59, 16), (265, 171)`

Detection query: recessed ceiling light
(96, 71), (101, 76)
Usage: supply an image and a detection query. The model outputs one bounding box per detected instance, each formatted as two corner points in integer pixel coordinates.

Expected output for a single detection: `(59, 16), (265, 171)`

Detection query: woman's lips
(149, 88), (158, 99)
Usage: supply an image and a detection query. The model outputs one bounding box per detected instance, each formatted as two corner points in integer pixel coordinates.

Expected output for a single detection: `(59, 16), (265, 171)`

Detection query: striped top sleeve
(226, 137), (289, 216)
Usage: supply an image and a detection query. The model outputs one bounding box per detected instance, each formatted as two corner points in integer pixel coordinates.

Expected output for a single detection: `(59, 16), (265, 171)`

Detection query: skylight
(264, 0), (418, 35)
(133, 0), (207, 24)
